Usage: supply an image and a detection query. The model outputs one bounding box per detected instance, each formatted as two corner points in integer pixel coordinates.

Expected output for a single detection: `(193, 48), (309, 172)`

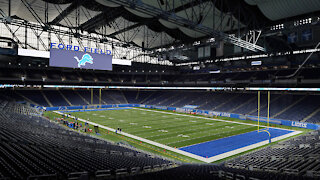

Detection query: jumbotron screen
(49, 46), (112, 70)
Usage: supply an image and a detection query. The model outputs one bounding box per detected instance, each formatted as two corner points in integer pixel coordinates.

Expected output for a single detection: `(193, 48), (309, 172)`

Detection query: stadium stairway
(141, 91), (164, 104)
(302, 106), (320, 122)
(249, 94), (288, 117)
(97, 90), (117, 104)
(153, 92), (172, 105)
(215, 94), (253, 113)
(14, 91), (39, 106)
(58, 90), (72, 106)
(185, 94), (206, 107)
(137, 91), (156, 104)
(247, 94), (282, 116)
(74, 90), (90, 105)
(40, 90), (53, 107)
(229, 96), (256, 113)
(60, 90), (88, 106)
(275, 95), (320, 121)
(44, 91), (69, 107)
(157, 92), (184, 106)
(122, 91), (139, 104)
(170, 95), (189, 107)
(135, 90), (140, 101)
(272, 95), (307, 119)
(195, 94), (212, 109)
(120, 90), (129, 104)
(143, 92), (166, 105)
(17, 91), (49, 107)
(111, 90), (127, 104)
(103, 90), (122, 104)
(198, 93), (222, 110)
(139, 91), (157, 104)
(93, 92), (107, 104)
(212, 94), (239, 111)
(105, 90), (125, 104)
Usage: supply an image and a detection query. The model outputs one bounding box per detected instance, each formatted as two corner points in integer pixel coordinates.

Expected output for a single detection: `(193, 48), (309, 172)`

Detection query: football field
(57, 107), (301, 163)
(67, 108), (257, 148)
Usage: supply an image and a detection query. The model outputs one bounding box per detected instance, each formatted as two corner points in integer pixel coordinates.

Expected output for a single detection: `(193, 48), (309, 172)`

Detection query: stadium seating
(4, 89), (320, 123)
(120, 163), (315, 180)
(0, 99), (174, 179)
(226, 130), (320, 178)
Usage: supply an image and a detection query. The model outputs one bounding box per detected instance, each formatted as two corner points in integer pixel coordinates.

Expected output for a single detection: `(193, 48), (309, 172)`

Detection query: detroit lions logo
(74, 53), (94, 67)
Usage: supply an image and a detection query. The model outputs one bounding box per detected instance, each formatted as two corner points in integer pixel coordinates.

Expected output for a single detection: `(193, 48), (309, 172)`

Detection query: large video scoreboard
(49, 43), (113, 70)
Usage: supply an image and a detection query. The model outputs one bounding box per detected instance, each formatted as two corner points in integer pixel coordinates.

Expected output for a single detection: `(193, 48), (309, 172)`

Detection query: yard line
(133, 108), (295, 132)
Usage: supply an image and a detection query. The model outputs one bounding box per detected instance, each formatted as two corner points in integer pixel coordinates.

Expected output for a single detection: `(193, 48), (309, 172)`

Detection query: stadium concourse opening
(1, 0), (320, 179)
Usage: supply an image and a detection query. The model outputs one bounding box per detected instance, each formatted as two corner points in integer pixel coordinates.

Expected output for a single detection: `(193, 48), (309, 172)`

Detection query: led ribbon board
(49, 45), (112, 70)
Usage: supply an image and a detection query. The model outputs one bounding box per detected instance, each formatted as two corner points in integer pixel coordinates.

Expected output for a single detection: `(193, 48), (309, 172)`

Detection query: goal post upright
(258, 91), (271, 131)
(267, 91), (270, 130)
(91, 88), (93, 105)
(257, 91), (261, 132)
(99, 88), (102, 107)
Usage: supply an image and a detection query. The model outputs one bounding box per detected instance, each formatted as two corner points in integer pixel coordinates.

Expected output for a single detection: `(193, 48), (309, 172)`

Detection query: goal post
(257, 91), (271, 142)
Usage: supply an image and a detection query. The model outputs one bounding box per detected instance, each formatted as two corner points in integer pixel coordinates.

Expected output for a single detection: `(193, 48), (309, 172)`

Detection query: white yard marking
(108, 117), (114, 120)
(158, 130), (168, 133)
(143, 126), (152, 128)
(190, 120), (197, 123)
(206, 123), (215, 125)
(54, 109), (303, 163)
(100, 115), (105, 117)
(226, 126), (234, 128)
(130, 123), (137, 125)
(119, 120), (125, 122)
(178, 134), (190, 138)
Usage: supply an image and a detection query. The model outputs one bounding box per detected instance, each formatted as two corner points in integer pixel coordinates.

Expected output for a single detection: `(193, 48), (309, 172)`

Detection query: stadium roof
(1, 0), (319, 50)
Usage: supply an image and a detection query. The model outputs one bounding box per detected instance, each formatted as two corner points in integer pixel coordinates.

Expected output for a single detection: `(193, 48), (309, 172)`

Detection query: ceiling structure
(0, 0), (319, 63)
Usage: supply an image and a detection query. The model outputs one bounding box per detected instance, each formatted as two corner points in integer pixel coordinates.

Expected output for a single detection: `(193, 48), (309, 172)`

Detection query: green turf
(44, 108), (310, 163)
(66, 108), (259, 148)
(44, 111), (204, 163)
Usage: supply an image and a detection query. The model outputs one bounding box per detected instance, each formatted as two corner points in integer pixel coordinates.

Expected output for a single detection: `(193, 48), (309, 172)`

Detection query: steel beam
(105, 0), (265, 52)
(108, 0), (210, 38)
(79, 8), (124, 33)
(50, 2), (81, 25)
